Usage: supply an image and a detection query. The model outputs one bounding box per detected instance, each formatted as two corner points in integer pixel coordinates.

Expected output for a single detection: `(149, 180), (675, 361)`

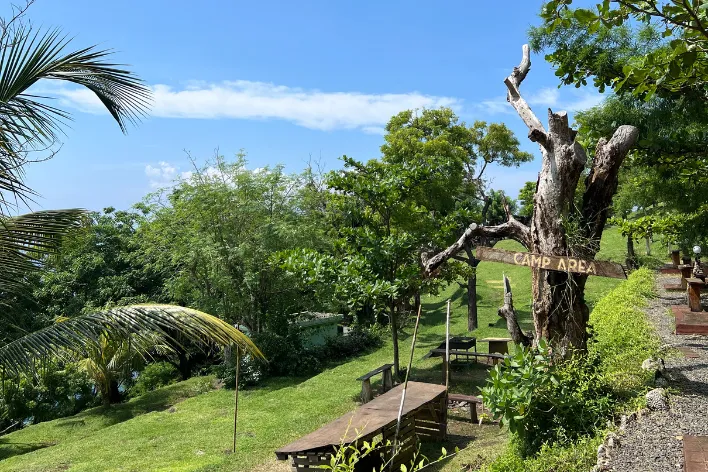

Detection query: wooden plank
(275, 382), (446, 457)
(476, 246), (626, 279)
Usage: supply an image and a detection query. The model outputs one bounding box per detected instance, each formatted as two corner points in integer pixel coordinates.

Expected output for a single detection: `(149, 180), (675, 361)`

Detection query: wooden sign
(475, 246), (626, 279)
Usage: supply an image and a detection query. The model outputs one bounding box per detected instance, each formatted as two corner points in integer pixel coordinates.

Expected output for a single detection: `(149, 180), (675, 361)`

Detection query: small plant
(321, 423), (454, 472)
(128, 362), (181, 398)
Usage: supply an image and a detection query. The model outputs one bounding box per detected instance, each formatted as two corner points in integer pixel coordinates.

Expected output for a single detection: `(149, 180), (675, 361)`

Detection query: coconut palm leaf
(0, 304), (263, 376)
(0, 26), (152, 205)
(0, 209), (84, 301)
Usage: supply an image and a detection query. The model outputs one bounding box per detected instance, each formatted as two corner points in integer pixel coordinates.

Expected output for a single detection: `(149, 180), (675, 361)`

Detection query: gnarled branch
(505, 44), (547, 148)
(581, 125), (640, 245)
(423, 218), (530, 277)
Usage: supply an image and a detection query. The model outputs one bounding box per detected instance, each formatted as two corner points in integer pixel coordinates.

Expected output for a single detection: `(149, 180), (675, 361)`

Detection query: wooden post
(687, 278), (705, 312)
(445, 300), (451, 389)
(233, 346), (241, 453)
(361, 379), (373, 403)
(382, 368), (393, 392)
(680, 264), (693, 289)
(671, 250), (681, 267)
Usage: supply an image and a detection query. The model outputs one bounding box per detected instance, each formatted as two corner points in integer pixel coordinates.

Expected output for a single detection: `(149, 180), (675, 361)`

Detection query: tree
(0, 305), (263, 383)
(425, 46), (638, 355)
(0, 3), (151, 312)
(517, 181), (536, 219)
(0, 6), (264, 387)
(537, 1), (708, 99)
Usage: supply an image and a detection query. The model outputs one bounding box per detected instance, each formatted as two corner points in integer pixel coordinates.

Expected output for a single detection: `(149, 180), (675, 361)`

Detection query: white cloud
(477, 87), (604, 117)
(144, 161), (177, 188)
(52, 80), (462, 132)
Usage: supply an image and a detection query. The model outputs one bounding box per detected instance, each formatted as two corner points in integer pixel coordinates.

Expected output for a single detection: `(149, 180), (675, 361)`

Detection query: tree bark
(425, 45), (638, 356)
(498, 275), (531, 346)
(504, 45), (639, 356)
(464, 244), (479, 331)
(626, 234), (638, 269)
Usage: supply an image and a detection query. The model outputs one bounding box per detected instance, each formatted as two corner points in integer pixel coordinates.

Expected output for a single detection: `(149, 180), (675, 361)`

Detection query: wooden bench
(356, 364), (393, 403)
(447, 394), (482, 423)
(687, 278), (705, 312)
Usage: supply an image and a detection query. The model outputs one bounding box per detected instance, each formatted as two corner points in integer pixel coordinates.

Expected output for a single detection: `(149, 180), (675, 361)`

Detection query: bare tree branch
(505, 44), (548, 147)
(423, 218), (530, 277)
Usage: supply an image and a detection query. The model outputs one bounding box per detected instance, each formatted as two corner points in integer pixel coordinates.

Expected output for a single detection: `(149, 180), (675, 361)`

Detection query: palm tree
(0, 17), (263, 376)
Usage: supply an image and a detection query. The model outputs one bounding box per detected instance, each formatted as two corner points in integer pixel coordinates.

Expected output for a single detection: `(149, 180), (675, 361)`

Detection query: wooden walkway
(275, 381), (447, 467)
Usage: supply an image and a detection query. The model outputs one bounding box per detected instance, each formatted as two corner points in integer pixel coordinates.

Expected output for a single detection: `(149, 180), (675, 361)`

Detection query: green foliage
(127, 362), (180, 399)
(138, 153), (330, 334)
(537, 1), (708, 99)
(482, 269), (659, 456)
(0, 362), (97, 428)
(589, 267), (659, 393)
(516, 181), (535, 218)
(481, 340), (615, 456)
(482, 436), (601, 472)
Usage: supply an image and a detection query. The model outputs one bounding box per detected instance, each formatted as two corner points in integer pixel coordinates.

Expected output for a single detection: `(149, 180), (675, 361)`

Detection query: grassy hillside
(0, 228), (648, 472)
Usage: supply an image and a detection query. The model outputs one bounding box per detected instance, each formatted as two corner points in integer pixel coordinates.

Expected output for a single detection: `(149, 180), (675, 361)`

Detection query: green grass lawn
(0, 228), (654, 472)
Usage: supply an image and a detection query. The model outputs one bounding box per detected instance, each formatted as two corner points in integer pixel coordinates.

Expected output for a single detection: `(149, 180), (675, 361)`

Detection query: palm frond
(0, 26), (152, 204)
(0, 304), (263, 376)
(0, 209), (84, 300)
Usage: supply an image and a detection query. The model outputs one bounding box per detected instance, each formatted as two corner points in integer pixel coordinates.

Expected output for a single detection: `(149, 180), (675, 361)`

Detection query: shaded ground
(608, 274), (708, 472)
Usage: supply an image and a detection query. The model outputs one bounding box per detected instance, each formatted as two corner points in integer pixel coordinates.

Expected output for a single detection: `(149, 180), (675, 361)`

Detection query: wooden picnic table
(275, 382), (447, 471)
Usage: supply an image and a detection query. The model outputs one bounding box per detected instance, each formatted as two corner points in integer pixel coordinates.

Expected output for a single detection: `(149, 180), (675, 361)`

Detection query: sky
(18, 0), (604, 212)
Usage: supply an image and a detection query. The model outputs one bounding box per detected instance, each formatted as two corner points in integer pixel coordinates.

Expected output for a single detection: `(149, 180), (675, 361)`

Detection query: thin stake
(445, 300), (451, 390)
(232, 346), (241, 453)
(391, 303), (423, 470)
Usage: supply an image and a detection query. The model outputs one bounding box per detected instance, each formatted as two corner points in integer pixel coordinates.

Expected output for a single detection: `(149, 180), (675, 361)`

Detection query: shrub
(213, 324), (385, 388)
(589, 267), (659, 393)
(481, 340), (615, 456)
(483, 436), (601, 472)
(127, 362), (181, 398)
(0, 362), (97, 428)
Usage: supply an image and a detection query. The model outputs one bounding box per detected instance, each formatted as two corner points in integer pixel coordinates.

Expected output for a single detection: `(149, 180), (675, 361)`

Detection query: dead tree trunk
(424, 45), (638, 356)
(498, 275), (531, 346)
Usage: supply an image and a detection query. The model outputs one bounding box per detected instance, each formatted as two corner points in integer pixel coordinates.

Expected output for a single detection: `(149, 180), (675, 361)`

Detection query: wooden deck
(275, 381), (447, 461)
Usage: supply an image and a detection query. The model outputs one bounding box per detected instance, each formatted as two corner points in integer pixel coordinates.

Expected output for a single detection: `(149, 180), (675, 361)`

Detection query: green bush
(480, 340), (615, 456)
(127, 362), (181, 398)
(483, 436), (601, 472)
(213, 324), (385, 388)
(0, 362), (97, 428)
(589, 267), (659, 393)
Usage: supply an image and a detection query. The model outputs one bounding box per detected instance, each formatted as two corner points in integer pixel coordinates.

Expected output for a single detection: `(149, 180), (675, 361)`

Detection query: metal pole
(391, 303), (422, 469)
(232, 346), (241, 453)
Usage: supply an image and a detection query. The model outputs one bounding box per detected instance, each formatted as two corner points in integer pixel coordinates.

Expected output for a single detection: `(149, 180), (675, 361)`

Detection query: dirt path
(607, 274), (708, 471)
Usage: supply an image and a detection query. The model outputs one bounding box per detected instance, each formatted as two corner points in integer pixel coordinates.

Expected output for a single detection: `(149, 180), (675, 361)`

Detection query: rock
(642, 357), (666, 373)
(598, 444), (608, 460)
(646, 388), (669, 411)
(606, 432), (620, 448)
(168, 406), (177, 413)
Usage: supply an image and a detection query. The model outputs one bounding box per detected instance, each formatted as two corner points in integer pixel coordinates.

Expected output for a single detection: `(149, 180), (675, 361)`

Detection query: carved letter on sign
(475, 247), (626, 279)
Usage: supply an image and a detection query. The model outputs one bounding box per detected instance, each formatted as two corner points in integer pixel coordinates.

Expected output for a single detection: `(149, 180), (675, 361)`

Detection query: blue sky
(20, 0), (603, 212)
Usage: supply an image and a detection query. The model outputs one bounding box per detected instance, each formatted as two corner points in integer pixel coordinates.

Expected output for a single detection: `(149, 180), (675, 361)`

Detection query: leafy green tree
(0, 6), (263, 389)
(537, 0), (708, 99)
(138, 154), (330, 334)
(517, 181), (536, 219)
